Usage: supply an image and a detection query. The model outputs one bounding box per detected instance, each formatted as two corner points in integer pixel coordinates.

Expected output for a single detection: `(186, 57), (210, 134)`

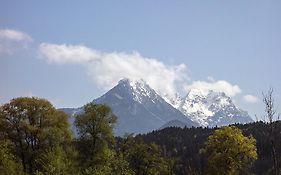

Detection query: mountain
(60, 79), (253, 136)
(159, 120), (192, 130)
(59, 107), (83, 135)
(61, 79), (198, 136)
(166, 89), (253, 127)
(94, 79), (199, 135)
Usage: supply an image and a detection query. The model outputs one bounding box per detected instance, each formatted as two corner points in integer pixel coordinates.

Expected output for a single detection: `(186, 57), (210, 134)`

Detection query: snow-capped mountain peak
(162, 93), (183, 109)
(61, 79), (253, 136)
(169, 88), (253, 127)
(92, 78), (198, 135)
(117, 78), (159, 104)
(185, 89), (232, 109)
(161, 88), (253, 127)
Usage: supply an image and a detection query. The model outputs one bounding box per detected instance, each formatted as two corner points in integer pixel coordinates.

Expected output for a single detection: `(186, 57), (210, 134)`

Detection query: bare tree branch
(262, 88), (278, 175)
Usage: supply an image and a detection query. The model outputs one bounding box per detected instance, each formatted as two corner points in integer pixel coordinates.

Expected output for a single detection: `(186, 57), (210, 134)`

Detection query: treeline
(0, 97), (173, 175)
(137, 122), (281, 175)
(0, 97), (280, 175)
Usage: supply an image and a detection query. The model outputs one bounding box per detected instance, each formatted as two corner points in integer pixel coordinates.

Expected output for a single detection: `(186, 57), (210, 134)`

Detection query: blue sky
(1, 0), (281, 119)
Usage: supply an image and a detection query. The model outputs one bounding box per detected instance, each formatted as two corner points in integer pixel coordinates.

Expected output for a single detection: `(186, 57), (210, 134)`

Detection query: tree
(75, 103), (117, 174)
(0, 139), (24, 175)
(35, 146), (79, 175)
(204, 126), (257, 175)
(110, 152), (135, 175)
(0, 97), (73, 174)
(263, 88), (279, 174)
(120, 136), (172, 175)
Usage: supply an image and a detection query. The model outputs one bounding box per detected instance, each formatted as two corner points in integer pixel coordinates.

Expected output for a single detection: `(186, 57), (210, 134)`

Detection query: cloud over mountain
(39, 43), (243, 100)
(39, 43), (100, 64)
(39, 43), (188, 97)
(184, 80), (241, 97)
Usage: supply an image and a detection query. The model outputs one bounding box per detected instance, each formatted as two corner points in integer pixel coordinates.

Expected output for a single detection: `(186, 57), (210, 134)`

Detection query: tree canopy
(0, 139), (24, 175)
(204, 126), (257, 175)
(1, 96), (281, 174)
(120, 136), (172, 175)
(0, 97), (74, 174)
(75, 103), (117, 174)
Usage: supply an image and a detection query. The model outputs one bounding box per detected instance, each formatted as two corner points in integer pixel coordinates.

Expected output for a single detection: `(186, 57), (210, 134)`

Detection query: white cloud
(243, 95), (260, 104)
(38, 43), (248, 99)
(0, 29), (33, 42)
(39, 43), (100, 64)
(185, 80), (241, 97)
(0, 29), (33, 55)
(39, 43), (188, 96)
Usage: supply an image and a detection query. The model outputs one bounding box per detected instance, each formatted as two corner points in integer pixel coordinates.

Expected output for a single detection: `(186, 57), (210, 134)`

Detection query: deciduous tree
(75, 103), (117, 174)
(263, 88), (279, 175)
(0, 97), (73, 174)
(0, 139), (24, 175)
(204, 126), (257, 175)
(121, 136), (172, 175)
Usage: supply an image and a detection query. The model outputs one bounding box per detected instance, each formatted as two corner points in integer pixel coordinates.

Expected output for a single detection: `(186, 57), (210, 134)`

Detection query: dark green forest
(137, 122), (281, 175)
(0, 97), (281, 175)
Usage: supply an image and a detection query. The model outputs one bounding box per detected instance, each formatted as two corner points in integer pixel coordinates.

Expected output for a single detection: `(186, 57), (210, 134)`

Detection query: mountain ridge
(164, 88), (253, 127)
(93, 78), (198, 135)
(60, 78), (253, 136)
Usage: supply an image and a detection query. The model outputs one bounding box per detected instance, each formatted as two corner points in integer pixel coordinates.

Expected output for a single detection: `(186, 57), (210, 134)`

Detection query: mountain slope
(159, 120), (192, 130)
(94, 79), (198, 135)
(61, 79), (198, 136)
(167, 89), (253, 127)
(61, 79), (253, 135)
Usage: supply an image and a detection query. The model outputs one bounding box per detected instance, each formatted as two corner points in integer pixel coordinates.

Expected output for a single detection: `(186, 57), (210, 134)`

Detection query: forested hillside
(137, 122), (281, 175)
(1, 97), (280, 175)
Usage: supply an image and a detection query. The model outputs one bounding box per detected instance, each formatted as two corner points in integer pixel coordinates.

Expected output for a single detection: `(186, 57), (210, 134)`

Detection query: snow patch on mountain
(163, 88), (253, 127)
(162, 93), (182, 109)
(60, 78), (253, 136)
(92, 78), (198, 135)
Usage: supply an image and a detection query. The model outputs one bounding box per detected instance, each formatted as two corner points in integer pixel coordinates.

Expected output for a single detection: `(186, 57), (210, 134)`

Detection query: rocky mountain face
(166, 89), (253, 127)
(61, 78), (253, 136)
(94, 79), (199, 135)
(61, 79), (198, 136)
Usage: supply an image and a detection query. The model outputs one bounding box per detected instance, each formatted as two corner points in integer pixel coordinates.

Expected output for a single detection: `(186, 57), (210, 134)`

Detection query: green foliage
(204, 126), (257, 175)
(75, 103), (118, 174)
(137, 122), (281, 174)
(137, 127), (213, 175)
(111, 152), (135, 175)
(0, 140), (24, 175)
(35, 146), (78, 175)
(3, 96), (280, 175)
(0, 97), (74, 174)
(75, 103), (116, 144)
(120, 136), (172, 175)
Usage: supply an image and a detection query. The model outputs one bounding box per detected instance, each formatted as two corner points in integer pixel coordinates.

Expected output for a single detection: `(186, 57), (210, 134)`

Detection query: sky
(1, 0), (281, 119)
